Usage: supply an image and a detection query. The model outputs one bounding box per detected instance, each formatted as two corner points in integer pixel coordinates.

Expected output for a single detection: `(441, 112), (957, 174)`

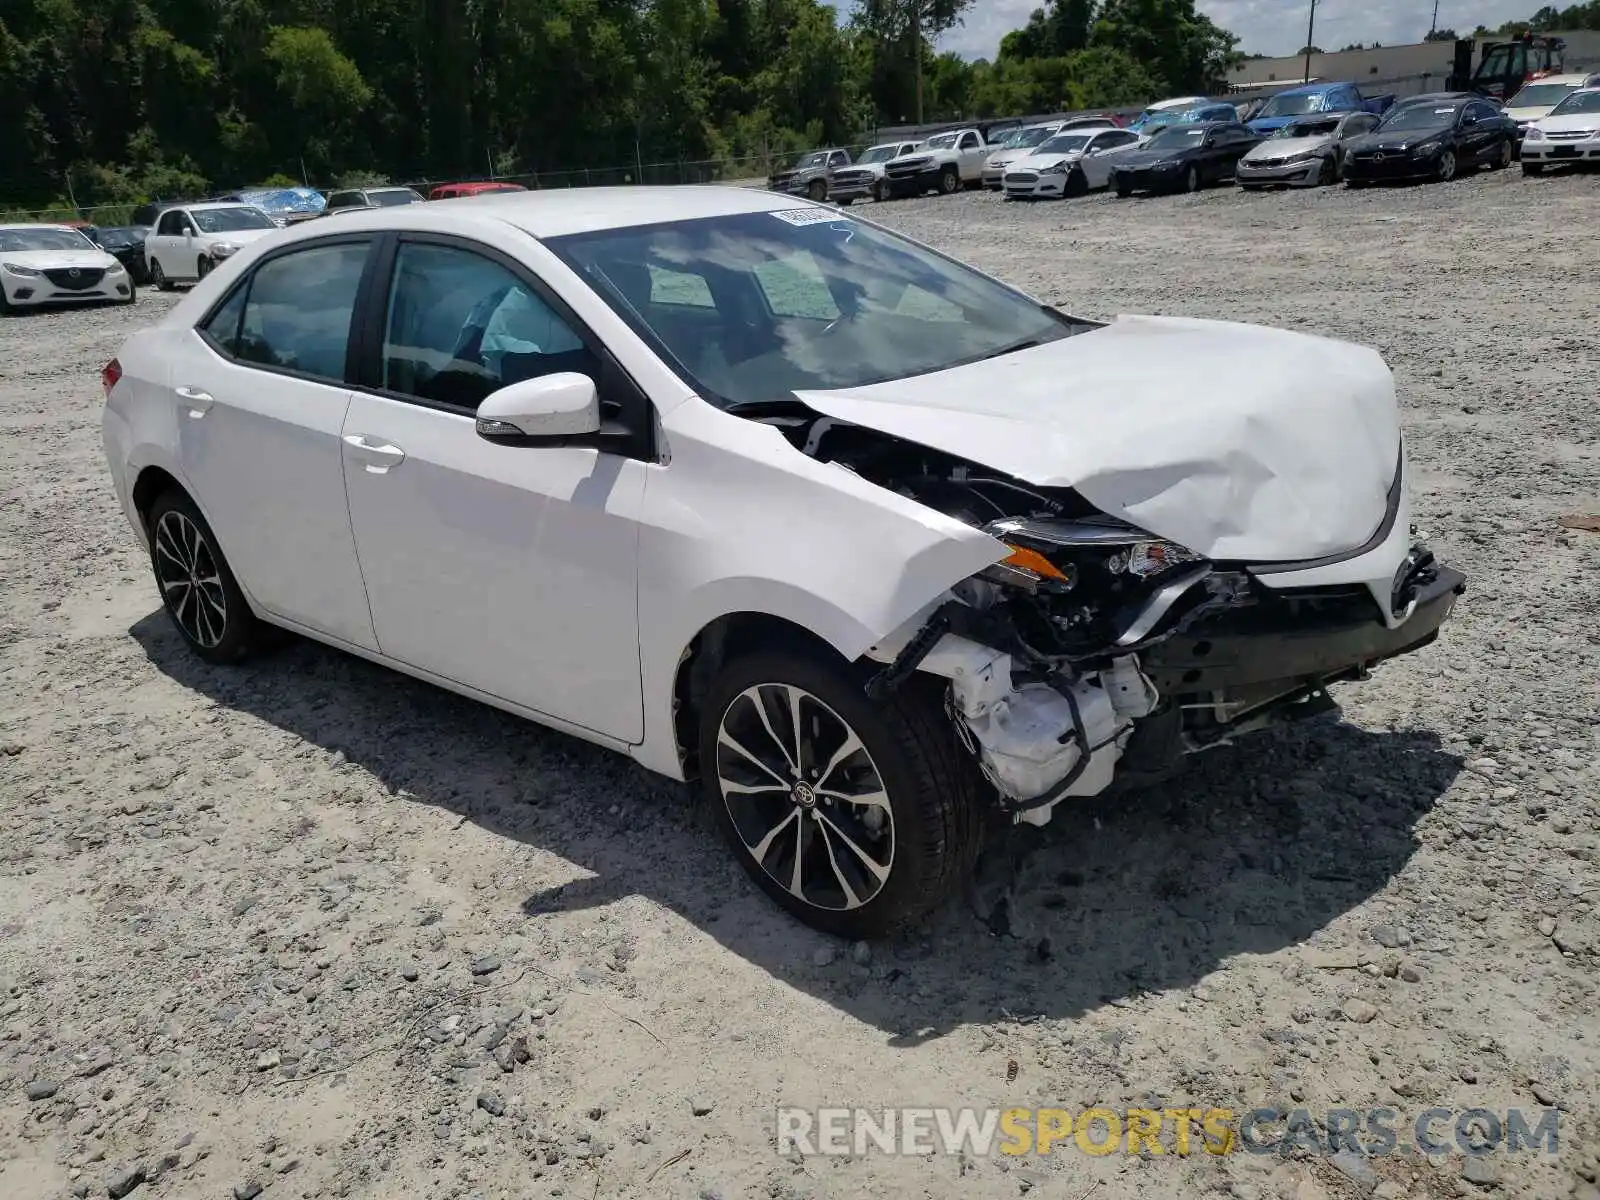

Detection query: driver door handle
(342, 434), (407, 474)
(176, 386), (213, 418)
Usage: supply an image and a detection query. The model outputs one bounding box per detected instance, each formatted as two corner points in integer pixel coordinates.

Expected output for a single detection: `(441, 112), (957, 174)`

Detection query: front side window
(1038, 133), (1093, 155)
(959, 133), (980, 150)
(380, 242), (595, 411)
(156, 212), (186, 236)
(548, 210), (1080, 410)
(234, 241), (369, 381)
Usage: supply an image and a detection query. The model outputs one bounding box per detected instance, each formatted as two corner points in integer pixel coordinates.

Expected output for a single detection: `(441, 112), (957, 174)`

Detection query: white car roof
(1516, 73), (1594, 89)
(1148, 95), (1208, 111)
(270, 185), (833, 241)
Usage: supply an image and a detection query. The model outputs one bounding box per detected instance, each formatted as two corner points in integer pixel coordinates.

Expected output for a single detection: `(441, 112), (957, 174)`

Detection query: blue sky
(828, 1), (1545, 59)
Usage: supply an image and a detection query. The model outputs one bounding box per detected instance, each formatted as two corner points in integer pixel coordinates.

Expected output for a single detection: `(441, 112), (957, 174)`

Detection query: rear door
(167, 235), (380, 648)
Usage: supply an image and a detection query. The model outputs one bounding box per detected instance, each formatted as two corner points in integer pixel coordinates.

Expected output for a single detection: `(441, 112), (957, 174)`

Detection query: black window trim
(192, 232), (383, 389)
(350, 230), (656, 462)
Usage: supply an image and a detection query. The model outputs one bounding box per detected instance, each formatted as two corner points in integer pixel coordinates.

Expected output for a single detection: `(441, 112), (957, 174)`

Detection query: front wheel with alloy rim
(1436, 149), (1458, 182)
(939, 166), (960, 194)
(1319, 155), (1337, 185)
(150, 260), (174, 291)
(700, 650), (984, 938)
(147, 490), (260, 664)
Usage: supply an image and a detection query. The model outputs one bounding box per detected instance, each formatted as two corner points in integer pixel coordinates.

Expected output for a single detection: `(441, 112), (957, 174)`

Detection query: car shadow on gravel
(133, 612), (1461, 1045)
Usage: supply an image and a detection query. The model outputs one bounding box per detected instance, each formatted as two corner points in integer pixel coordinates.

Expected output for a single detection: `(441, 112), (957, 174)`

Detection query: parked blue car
(1246, 82), (1396, 135)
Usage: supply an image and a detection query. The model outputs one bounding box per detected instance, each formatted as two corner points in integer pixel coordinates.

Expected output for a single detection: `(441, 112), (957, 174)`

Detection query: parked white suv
(144, 204), (280, 290)
(100, 187), (1463, 938)
(882, 129), (990, 197)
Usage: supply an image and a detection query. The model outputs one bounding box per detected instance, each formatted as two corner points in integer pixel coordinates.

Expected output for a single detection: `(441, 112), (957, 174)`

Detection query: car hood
(1017, 152), (1081, 169)
(1248, 114), (1323, 133)
(1534, 111), (1600, 132)
(1349, 129), (1447, 151)
(1, 248), (116, 270)
(1243, 133), (1335, 159)
(794, 315), (1399, 563)
(1110, 147), (1192, 169)
(1506, 104), (1559, 122)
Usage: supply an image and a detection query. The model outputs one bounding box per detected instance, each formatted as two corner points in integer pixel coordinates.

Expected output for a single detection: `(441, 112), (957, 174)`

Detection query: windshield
(1379, 104), (1460, 132)
(192, 207), (277, 232)
(1259, 91), (1326, 117)
(547, 211), (1074, 408)
(1036, 133), (1093, 155)
(95, 226), (144, 247)
(1509, 82), (1580, 108)
(1273, 117), (1340, 139)
(0, 227), (98, 252)
(1146, 125), (1208, 150)
(370, 188), (422, 206)
(925, 133), (958, 149)
(1009, 126), (1059, 150)
(860, 145), (902, 163)
(1550, 89), (1600, 115)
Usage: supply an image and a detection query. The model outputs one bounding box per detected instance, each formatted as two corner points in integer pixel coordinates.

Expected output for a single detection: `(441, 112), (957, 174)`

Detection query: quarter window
(235, 241), (369, 381)
(379, 242), (596, 411)
(201, 283), (249, 356)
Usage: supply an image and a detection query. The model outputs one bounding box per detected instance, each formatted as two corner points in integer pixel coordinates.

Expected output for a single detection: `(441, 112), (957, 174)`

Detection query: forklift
(1451, 32), (1568, 101)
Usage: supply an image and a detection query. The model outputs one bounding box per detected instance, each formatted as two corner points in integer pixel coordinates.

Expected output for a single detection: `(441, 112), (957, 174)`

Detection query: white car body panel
(1505, 74), (1593, 129)
(144, 205), (279, 282)
(795, 313), (1399, 565)
(1521, 94), (1600, 164)
(1002, 133), (1140, 197)
(0, 231), (131, 307)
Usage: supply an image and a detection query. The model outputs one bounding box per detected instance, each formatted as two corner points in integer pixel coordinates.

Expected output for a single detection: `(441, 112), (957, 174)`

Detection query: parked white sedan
(143, 203), (281, 290)
(1521, 87), (1600, 173)
(1002, 127), (1143, 198)
(101, 187), (1463, 936)
(0, 224), (135, 312)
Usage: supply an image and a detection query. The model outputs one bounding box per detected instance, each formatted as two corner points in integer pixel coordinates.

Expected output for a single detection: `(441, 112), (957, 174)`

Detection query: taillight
(101, 357), (122, 398)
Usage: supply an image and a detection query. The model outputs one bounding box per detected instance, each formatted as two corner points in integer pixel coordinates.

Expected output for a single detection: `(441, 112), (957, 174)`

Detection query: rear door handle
(176, 386), (213, 418)
(342, 434), (407, 474)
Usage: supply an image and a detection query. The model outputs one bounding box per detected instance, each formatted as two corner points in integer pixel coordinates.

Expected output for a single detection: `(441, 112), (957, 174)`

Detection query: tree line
(1, 0), (1593, 212)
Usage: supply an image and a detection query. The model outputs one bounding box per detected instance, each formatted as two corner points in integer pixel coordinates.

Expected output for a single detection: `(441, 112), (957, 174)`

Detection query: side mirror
(476, 372), (601, 443)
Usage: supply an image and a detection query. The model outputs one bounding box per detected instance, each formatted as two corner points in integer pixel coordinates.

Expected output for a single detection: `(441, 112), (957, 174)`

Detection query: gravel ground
(1, 168), (1597, 1200)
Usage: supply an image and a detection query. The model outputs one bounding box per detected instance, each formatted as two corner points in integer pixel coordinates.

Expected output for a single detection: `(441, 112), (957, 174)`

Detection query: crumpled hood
(1243, 133), (1335, 161)
(794, 315), (1400, 564)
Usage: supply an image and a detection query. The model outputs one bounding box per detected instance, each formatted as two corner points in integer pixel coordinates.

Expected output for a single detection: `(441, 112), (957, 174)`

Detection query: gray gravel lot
(1, 170), (1597, 1200)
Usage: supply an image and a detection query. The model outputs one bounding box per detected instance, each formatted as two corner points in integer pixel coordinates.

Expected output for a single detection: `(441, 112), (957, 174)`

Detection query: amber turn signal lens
(1001, 544), (1070, 582)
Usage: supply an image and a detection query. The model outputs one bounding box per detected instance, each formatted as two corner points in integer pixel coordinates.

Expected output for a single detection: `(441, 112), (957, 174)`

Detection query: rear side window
(233, 241), (369, 381)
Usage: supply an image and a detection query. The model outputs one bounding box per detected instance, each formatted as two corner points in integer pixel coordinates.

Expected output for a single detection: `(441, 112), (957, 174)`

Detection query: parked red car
(427, 181), (529, 201)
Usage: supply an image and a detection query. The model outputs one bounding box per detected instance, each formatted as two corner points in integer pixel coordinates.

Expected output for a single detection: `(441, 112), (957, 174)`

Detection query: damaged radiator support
(901, 632), (1160, 826)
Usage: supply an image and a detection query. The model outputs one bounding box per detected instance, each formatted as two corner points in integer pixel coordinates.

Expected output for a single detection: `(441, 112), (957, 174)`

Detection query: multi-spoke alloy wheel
(154, 510), (227, 649)
(699, 650), (984, 938)
(146, 490), (258, 663)
(716, 683), (894, 913)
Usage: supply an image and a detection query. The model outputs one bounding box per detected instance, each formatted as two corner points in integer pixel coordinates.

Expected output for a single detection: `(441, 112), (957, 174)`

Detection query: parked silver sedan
(1236, 111), (1381, 188)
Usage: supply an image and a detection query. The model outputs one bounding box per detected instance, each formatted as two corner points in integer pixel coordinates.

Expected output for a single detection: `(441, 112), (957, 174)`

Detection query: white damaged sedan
(1002, 127), (1143, 198)
(100, 187), (1463, 937)
(1, 223), (136, 312)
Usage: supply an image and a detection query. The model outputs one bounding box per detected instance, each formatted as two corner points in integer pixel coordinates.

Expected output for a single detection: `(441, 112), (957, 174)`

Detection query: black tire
(872, 180), (887, 202)
(1490, 138), (1512, 169)
(121, 284), (138, 306)
(1182, 165), (1200, 193)
(1318, 155), (1337, 185)
(1115, 184), (1133, 198)
(150, 259), (174, 292)
(196, 256), (213, 281)
(1346, 178), (1367, 189)
(835, 197), (852, 207)
(939, 165), (960, 194)
(147, 489), (260, 665)
(807, 179), (827, 202)
(1522, 161), (1544, 176)
(1436, 149), (1457, 182)
(0, 289), (14, 316)
(1063, 168), (1088, 198)
(699, 650), (985, 939)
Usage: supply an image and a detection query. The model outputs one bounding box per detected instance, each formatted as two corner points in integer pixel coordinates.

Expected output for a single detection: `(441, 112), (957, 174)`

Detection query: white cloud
(826, 0), (1548, 61)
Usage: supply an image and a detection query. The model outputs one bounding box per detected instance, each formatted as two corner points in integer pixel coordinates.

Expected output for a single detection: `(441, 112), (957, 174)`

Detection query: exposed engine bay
(758, 411), (1465, 825)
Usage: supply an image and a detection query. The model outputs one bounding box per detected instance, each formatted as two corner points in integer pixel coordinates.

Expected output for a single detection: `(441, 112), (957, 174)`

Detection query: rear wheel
(939, 165), (960, 194)
(700, 650), (985, 939)
(147, 489), (260, 664)
(150, 260), (174, 292)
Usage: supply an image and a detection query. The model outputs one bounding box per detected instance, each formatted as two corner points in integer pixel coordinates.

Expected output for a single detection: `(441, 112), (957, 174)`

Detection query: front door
(340, 237), (647, 741)
(170, 237), (379, 649)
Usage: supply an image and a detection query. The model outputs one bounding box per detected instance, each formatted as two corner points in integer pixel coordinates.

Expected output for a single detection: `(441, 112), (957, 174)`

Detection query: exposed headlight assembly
(1039, 162), (1070, 175)
(983, 516), (1203, 588)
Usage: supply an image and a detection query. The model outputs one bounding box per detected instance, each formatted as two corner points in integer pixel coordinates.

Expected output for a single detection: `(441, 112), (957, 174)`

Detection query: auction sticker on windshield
(771, 207), (850, 226)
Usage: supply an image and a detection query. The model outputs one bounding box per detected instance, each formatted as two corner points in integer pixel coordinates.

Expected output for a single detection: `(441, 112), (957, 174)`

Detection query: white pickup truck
(882, 128), (991, 197)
